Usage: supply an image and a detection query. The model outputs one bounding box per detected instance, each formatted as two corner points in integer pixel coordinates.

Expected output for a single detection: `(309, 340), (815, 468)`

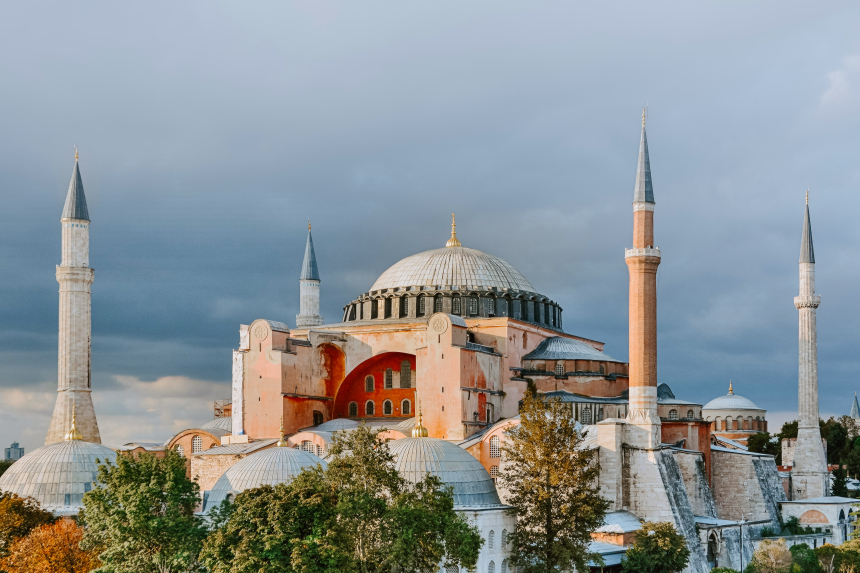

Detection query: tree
(780, 421), (799, 441)
(833, 467), (849, 497)
(789, 543), (823, 573)
(0, 461), (13, 479)
(749, 538), (793, 573)
(1, 517), (100, 573)
(846, 447), (860, 480)
(500, 393), (610, 573)
(0, 493), (54, 560)
(201, 424), (482, 573)
(80, 449), (207, 573)
(748, 432), (780, 458)
(815, 544), (840, 573)
(822, 419), (849, 465)
(619, 521), (690, 573)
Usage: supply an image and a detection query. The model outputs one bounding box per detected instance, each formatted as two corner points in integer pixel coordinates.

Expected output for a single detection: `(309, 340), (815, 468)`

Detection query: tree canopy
(0, 492), (54, 561)
(620, 521), (690, 573)
(1, 517), (100, 573)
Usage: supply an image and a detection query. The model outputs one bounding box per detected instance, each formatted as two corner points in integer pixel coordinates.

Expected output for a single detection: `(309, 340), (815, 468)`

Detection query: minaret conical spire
(800, 192), (814, 264)
(300, 222), (320, 281)
(851, 393), (860, 420)
(296, 221), (324, 328)
(62, 151), (90, 221)
(633, 108), (654, 204)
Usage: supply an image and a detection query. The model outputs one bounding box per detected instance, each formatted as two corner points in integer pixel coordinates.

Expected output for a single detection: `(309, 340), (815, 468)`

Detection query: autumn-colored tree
(749, 538), (793, 573)
(500, 392), (609, 573)
(1, 517), (100, 573)
(620, 521), (690, 573)
(0, 492), (54, 560)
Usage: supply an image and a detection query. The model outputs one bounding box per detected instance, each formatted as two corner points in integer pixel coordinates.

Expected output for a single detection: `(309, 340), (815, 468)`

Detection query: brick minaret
(45, 151), (101, 444)
(624, 110), (662, 449)
(791, 193), (828, 498)
(296, 222), (323, 328)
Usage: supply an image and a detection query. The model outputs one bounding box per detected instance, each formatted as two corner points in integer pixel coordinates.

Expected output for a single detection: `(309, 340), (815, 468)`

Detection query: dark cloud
(2, 1), (860, 451)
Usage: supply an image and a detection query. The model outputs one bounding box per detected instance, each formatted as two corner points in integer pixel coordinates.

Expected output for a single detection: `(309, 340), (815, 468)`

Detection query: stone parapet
(624, 247), (661, 260)
(794, 295), (821, 309)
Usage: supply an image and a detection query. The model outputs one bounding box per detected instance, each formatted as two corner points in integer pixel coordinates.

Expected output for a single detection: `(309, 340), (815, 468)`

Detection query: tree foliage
(201, 424), (482, 573)
(79, 449), (207, 573)
(500, 393), (609, 573)
(789, 543), (823, 573)
(833, 467), (849, 497)
(0, 492), (54, 560)
(0, 461), (13, 479)
(748, 433), (780, 458)
(1, 517), (100, 573)
(749, 538), (793, 573)
(620, 521), (690, 573)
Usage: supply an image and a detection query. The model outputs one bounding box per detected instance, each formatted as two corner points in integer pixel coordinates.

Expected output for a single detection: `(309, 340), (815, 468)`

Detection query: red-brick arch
(334, 352), (416, 420)
(799, 510), (828, 524)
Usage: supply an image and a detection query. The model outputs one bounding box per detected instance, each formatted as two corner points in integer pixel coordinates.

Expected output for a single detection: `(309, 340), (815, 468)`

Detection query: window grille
(349, 402), (358, 417)
(488, 561), (495, 573)
(687, 410), (694, 419)
(490, 465), (499, 478)
(401, 360), (411, 388)
(365, 376), (374, 392)
(469, 297), (478, 315)
(489, 530), (495, 550)
(385, 369), (393, 389)
(453, 297), (461, 314)
(490, 436), (501, 458)
(192, 436), (202, 454)
(366, 401), (375, 416)
(555, 363), (565, 376)
(581, 407), (592, 425)
(418, 296), (425, 315)
(501, 530), (508, 550)
(446, 566), (460, 573)
(487, 298), (496, 316)
(435, 296), (443, 312)
(383, 400), (393, 415)
(402, 400), (411, 415)
(316, 445), (324, 457)
(501, 561), (507, 573)
(175, 444), (184, 457)
(668, 409), (679, 421)
(302, 440), (314, 453)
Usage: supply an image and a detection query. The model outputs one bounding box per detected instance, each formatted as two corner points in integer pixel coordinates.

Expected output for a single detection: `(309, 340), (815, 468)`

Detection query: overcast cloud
(2, 1), (860, 452)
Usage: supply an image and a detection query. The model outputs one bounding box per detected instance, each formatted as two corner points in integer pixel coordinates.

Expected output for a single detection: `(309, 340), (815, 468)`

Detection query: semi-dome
(202, 445), (326, 513)
(201, 417), (232, 433)
(0, 440), (117, 515)
(370, 247), (536, 293)
(389, 437), (502, 508)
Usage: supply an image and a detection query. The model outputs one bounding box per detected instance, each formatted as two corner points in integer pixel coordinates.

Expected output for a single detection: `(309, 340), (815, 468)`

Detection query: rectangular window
(418, 296), (425, 315)
(469, 297), (478, 315)
(487, 298), (495, 316)
(453, 297), (461, 315)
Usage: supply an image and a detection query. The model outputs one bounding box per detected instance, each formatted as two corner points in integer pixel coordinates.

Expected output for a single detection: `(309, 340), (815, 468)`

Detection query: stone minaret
(624, 110), (662, 449)
(296, 222), (323, 328)
(45, 152), (101, 444)
(791, 194), (828, 498)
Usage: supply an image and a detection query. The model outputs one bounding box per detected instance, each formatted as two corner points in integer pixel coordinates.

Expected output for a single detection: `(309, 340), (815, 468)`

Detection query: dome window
(581, 407), (592, 425)
(301, 440), (314, 453)
(521, 299), (529, 320)
(348, 402), (358, 417)
(384, 298), (392, 318)
(434, 296), (443, 313)
(490, 436), (501, 458)
(469, 297), (478, 315)
(401, 399), (411, 415)
(453, 297), (461, 315)
(383, 400), (393, 416)
(385, 368), (393, 389)
(599, 364), (605, 375)
(371, 300), (379, 319)
(506, 298), (513, 317)
(365, 401), (375, 416)
(687, 410), (694, 419)
(349, 305), (357, 321)
(192, 436), (202, 454)
(669, 409), (679, 421)
(400, 361), (411, 389)
(487, 298), (496, 316)
(555, 363), (565, 376)
(400, 297), (409, 318)
(365, 376), (374, 392)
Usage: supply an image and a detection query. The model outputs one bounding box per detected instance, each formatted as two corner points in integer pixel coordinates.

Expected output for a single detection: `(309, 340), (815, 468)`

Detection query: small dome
(202, 446), (326, 513)
(0, 440), (117, 514)
(369, 247), (536, 293)
(315, 418), (360, 432)
(389, 437), (501, 507)
(201, 417), (233, 433)
(703, 393), (762, 411)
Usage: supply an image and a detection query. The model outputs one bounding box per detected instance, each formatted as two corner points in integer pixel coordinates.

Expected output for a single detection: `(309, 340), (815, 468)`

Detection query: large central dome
(370, 246), (536, 293)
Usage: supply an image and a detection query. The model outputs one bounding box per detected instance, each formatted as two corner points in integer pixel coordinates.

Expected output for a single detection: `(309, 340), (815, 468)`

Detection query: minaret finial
(806, 189), (809, 205)
(75, 147), (78, 161)
(308, 220), (311, 231)
(642, 107), (646, 127)
(445, 213), (462, 248)
(65, 403), (83, 441)
(728, 380), (733, 395)
(276, 416), (288, 447)
(412, 399), (429, 438)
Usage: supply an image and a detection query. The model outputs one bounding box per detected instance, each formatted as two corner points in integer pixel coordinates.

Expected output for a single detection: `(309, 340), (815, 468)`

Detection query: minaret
(45, 151), (101, 444)
(296, 222), (323, 328)
(851, 393), (859, 421)
(624, 109), (662, 448)
(791, 192), (828, 498)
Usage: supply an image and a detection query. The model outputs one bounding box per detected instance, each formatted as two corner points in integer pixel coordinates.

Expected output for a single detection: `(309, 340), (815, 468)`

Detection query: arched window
(313, 410), (324, 426)
(383, 400), (393, 416)
(668, 409), (679, 421)
(488, 530), (495, 550)
(488, 561), (495, 573)
(490, 436), (501, 458)
(434, 296), (443, 313)
(400, 297), (409, 318)
(302, 440), (314, 453)
(418, 296), (426, 316)
(401, 399), (411, 416)
(490, 465), (499, 478)
(502, 530), (508, 550)
(384, 369), (393, 389)
(555, 363), (565, 376)
(384, 298), (392, 318)
(487, 298), (496, 316)
(506, 298), (513, 316)
(501, 560), (508, 573)
(365, 375), (374, 392)
(316, 445), (324, 457)
(371, 299), (379, 319)
(175, 444), (185, 457)
(521, 299), (528, 320)
(469, 297), (478, 315)
(599, 364), (605, 375)
(349, 305), (356, 320)
(453, 297), (461, 315)
(401, 360), (411, 388)
(192, 435), (202, 454)
(349, 402), (358, 417)
(581, 407), (592, 425)
(365, 401), (375, 416)
(687, 410), (694, 419)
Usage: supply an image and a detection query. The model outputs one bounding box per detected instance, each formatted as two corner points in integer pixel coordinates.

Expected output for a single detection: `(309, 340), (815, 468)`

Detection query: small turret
(296, 222), (324, 328)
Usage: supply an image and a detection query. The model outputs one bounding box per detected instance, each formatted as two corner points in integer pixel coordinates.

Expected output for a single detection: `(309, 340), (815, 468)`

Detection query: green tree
(620, 521), (690, 573)
(847, 447), (860, 480)
(749, 538), (792, 573)
(814, 543), (840, 573)
(80, 450), (207, 573)
(748, 433), (780, 458)
(832, 467), (849, 497)
(500, 393), (609, 573)
(780, 421), (799, 441)
(0, 493), (54, 560)
(0, 461), (13, 479)
(821, 418), (848, 465)
(789, 543), (823, 573)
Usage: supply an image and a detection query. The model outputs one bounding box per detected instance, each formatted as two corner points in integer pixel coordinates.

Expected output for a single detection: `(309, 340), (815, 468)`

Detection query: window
(490, 465), (499, 478)
(489, 530), (495, 550)
(446, 566), (460, 573)
(401, 360), (411, 388)
(349, 402), (358, 417)
(434, 296), (443, 313)
(418, 296), (425, 316)
(316, 445), (324, 457)
(401, 399), (411, 415)
(521, 299), (528, 320)
(313, 411), (324, 426)
(453, 297), (461, 315)
(385, 368), (393, 389)
(522, 332), (527, 349)
(490, 436), (501, 458)
(487, 298), (496, 316)
(302, 440), (314, 453)
(486, 404), (493, 424)
(555, 363), (565, 376)
(502, 560), (508, 573)
(400, 297), (408, 317)
(360, 302), (364, 320)
(365, 376), (374, 392)
(469, 297), (478, 315)
(535, 303), (542, 323)
(581, 407), (592, 425)
(383, 400), (393, 415)
(488, 561), (495, 573)
(191, 435), (203, 454)
(599, 364), (605, 375)
(349, 305), (356, 320)
(687, 410), (694, 419)
(669, 409), (679, 421)
(384, 298), (392, 318)
(597, 407), (604, 422)
(506, 298), (513, 316)
(371, 300), (378, 319)
(502, 530), (508, 550)
(366, 401), (375, 416)
(175, 444), (185, 457)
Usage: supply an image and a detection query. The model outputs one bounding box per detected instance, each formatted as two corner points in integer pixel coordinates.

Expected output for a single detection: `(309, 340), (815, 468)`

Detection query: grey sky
(2, 1), (859, 451)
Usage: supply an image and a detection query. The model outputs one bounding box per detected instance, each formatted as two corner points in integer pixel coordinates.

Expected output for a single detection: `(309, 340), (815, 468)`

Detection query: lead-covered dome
(0, 440), (117, 515)
(703, 394), (761, 411)
(202, 445), (326, 513)
(370, 247), (536, 293)
(389, 437), (502, 508)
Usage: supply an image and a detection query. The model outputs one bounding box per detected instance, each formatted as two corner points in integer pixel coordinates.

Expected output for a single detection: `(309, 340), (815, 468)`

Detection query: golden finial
(728, 380), (733, 395)
(308, 220), (311, 232)
(806, 189), (809, 205)
(74, 147), (79, 161)
(276, 416), (289, 447)
(412, 399), (428, 438)
(65, 403), (83, 441)
(445, 213), (462, 248)
(642, 107), (646, 127)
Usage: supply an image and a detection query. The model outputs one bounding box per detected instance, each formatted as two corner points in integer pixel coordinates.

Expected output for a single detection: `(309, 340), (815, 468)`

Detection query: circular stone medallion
(431, 316), (448, 334)
(253, 323), (270, 340)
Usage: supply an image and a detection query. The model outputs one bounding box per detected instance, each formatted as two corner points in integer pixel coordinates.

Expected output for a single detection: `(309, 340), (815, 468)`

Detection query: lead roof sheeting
(369, 247), (537, 293)
(633, 125), (654, 204)
(62, 161), (90, 221)
(201, 417), (233, 432)
(301, 230), (321, 280)
(596, 510), (642, 533)
(193, 439), (279, 456)
(522, 336), (618, 362)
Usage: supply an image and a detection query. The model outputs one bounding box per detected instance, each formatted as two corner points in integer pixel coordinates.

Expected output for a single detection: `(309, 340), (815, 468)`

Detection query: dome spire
(276, 416), (288, 447)
(728, 380), (733, 395)
(412, 400), (428, 438)
(445, 213), (462, 248)
(65, 403), (83, 441)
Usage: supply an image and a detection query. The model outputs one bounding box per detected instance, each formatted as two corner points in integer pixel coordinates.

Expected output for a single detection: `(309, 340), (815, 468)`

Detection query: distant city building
(4, 442), (24, 461)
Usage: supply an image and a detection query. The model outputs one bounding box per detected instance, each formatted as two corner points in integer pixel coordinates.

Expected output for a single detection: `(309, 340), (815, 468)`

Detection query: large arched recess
(334, 352), (416, 420)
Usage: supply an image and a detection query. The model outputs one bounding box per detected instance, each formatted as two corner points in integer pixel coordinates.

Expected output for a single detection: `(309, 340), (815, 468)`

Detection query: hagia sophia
(1, 116), (854, 573)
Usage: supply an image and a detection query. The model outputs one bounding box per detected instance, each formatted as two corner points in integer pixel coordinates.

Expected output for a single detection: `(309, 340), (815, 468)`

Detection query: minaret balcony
(624, 247), (661, 260)
(794, 295), (821, 309)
